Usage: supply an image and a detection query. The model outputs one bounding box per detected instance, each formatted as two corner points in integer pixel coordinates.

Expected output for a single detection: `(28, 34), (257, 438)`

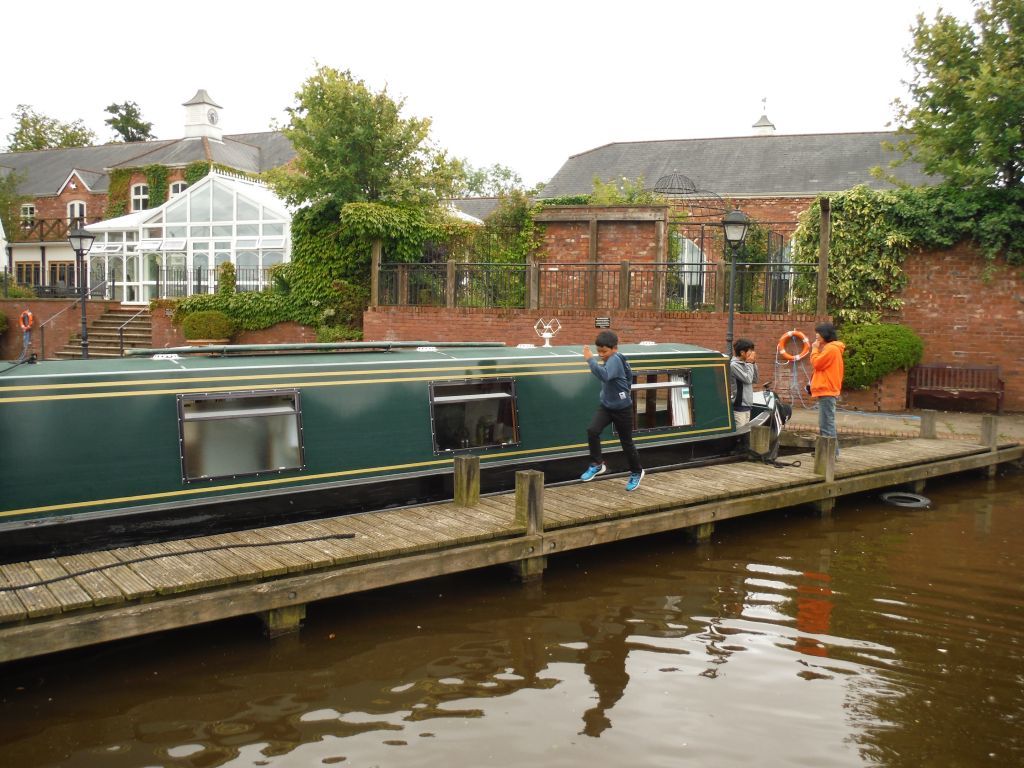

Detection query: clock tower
(183, 89), (224, 141)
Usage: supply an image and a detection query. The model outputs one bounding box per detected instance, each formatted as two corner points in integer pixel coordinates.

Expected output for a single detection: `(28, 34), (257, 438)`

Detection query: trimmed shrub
(315, 325), (363, 343)
(0, 312), (7, 336)
(181, 310), (237, 340)
(841, 323), (924, 389)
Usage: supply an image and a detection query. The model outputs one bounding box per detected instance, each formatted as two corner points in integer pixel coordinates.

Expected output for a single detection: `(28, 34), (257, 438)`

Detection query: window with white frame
(67, 200), (86, 226)
(20, 204), (35, 226)
(631, 369), (693, 430)
(131, 184), (150, 211)
(170, 181), (189, 197)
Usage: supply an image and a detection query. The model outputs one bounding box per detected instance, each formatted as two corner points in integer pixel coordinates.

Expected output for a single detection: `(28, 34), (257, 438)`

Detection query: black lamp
(67, 226), (96, 359)
(721, 209), (751, 354)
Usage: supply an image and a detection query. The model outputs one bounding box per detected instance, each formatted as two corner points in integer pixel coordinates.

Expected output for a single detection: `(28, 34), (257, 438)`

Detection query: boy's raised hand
(582, 344), (592, 360)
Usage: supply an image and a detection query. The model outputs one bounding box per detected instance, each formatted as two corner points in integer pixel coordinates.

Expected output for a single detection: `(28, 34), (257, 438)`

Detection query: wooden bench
(907, 363), (1004, 413)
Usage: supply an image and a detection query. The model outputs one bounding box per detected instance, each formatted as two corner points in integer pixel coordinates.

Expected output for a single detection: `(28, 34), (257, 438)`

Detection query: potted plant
(181, 310), (237, 345)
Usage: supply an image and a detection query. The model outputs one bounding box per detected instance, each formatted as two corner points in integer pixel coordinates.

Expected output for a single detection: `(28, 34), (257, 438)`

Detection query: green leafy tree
(4, 105), (96, 151)
(890, 0), (1024, 188)
(0, 169), (28, 242)
(266, 66), (461, 208)
(104, 101), (154, 143)
(454, 161), (523, 196)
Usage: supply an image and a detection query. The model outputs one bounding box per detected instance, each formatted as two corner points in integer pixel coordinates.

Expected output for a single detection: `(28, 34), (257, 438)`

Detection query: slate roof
(449, 197), (502, 221)
(0, 132), (297, 196)
(538, 131), (936, 199)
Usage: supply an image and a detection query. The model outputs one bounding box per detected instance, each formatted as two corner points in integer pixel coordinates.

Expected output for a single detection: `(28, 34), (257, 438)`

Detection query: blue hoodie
(588, 353), (632, 410)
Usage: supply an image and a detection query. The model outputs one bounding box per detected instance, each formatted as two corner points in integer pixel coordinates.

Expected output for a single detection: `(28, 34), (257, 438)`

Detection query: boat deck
(1, 433), (1020, 663)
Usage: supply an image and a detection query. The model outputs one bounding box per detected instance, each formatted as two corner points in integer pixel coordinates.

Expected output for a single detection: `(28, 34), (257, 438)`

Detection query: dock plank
(0, 562), (62, 618)
(74, 551), (158, 600)
(26, 558), (93, 613)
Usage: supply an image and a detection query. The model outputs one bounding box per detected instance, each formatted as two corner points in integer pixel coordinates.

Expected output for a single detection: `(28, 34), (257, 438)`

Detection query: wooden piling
(919, 410), (937, 439)
(260, 604), (306, 638)
(512, 470), (546, 581)
(813, 435), (837, 514)
(982, 415), (999, 477)
(453, 456), (480, 507)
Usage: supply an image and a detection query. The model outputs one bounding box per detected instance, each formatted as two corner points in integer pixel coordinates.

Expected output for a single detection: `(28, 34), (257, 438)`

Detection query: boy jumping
(580, 331), (644, 491)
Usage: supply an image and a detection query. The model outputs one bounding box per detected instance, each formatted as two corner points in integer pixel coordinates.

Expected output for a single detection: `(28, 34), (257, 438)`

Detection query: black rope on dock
(0, 532), (357, 593)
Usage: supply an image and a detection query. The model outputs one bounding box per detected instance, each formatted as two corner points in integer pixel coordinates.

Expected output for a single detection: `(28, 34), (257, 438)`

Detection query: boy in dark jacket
(580, 331), (644, 491)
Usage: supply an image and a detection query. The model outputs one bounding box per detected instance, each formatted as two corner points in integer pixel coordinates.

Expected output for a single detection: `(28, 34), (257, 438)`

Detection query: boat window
(429, 378), (520, 453)
(178, 390), (304, 482)
(631, 370), (693, 430)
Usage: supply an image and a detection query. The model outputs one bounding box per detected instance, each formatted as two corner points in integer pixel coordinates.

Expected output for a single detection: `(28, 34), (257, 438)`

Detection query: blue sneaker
(580, 463), (606, 482)
(625, 469), (645, 491)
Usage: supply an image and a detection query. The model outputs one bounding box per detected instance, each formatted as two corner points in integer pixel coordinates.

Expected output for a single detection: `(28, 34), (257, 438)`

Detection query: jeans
(587, 405), (642, 474)
(818, 396), (839, 457)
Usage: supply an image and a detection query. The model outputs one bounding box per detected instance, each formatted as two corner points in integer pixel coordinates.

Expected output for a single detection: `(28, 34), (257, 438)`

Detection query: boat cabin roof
(0, 341), (726, 383)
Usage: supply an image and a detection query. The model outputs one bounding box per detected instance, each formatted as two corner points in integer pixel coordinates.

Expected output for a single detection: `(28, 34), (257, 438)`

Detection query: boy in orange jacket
(810, 322), (845, 458)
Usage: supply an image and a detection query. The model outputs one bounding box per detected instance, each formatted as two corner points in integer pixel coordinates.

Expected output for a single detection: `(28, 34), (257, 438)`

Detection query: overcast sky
(1, 0), (979, 188)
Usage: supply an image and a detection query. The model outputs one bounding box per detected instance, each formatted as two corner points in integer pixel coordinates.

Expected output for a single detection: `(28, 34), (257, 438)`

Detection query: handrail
(117, 305), (152, 357)
(37, 281), (110, 359)
(125, 341), (507, 357)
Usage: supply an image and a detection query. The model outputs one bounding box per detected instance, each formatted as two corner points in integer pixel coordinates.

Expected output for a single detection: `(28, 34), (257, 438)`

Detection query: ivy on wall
(791, 184), (1024, 324)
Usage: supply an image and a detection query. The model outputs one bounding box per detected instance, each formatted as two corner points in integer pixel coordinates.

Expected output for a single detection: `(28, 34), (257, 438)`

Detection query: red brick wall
(895, 244), (1023, 411)
(364, 304), (822, 355)
(149, 314), (318, 348)
(0, 299), (121, 360)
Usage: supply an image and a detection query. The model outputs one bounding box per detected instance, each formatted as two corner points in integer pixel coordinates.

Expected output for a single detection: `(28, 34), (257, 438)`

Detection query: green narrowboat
(0, 341), (779, 560)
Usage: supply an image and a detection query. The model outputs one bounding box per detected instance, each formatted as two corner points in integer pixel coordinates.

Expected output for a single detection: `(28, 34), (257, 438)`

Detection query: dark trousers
(587, 405), (642, 474)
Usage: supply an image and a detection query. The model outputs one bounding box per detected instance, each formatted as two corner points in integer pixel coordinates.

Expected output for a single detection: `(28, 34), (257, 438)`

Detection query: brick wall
(149, 313), (318, 348)
(0, 299), (121, 360)
(895, 244), (1023, 411)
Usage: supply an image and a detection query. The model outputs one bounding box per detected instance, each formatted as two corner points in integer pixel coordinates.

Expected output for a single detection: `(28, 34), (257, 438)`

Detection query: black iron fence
(376, 260), (818, 314)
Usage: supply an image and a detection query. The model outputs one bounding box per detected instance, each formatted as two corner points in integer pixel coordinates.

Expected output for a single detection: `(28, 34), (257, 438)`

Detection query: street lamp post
(67, 226), (96, 359)
(721, 208), (751, 355)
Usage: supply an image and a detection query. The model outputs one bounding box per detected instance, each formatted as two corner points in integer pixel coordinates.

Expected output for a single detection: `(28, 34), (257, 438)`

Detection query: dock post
(981, 415), (999, 478)
(749, 425), (772, 457)
(813, 436), (837, 515)
(260, 604), (306, 639)
(512, 470), (546, 582)
(453, 455), (480, 507)
(919, 410), (937, 439)
(685, 522), (715, 543)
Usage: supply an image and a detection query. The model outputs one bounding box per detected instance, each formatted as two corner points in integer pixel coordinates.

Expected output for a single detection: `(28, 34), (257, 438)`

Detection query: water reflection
(0, 473), (1021, 766)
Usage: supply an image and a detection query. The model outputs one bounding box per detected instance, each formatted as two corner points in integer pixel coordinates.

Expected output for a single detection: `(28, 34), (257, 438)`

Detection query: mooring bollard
(453, 455), (480, 507)
(512, 469), (546, 581)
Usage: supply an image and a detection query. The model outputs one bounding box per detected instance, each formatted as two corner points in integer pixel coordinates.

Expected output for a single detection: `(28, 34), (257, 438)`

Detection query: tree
(267, 66), (461, 208)
(5, 105), (96, 151)
(891, 0), (1024, 188)
(105, 101), (154, 143)
(0, 169), (28, 241)
(454, 161), (523, 196)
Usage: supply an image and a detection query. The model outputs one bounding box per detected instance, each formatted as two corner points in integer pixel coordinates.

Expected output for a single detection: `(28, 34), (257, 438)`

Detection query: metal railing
(376, 260), (818, 313)
(117, 306), (152, 357)
(36, 281), (110, 358)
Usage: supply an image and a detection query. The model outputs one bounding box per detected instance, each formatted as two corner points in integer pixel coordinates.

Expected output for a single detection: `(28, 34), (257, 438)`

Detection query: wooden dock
(1, 417), (1020, 664)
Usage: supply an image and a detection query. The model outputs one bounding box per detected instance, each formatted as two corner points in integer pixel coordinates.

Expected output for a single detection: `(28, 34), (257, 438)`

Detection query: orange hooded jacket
(810, 341), (846, 397)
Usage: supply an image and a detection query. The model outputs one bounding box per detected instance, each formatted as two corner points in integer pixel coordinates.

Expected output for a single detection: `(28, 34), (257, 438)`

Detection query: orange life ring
(18, 309), (34, 332)
(777, 330), (810, 362)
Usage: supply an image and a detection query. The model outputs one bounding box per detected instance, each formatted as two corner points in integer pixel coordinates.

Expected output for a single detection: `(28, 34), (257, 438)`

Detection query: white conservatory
(85, 170), (291, 304)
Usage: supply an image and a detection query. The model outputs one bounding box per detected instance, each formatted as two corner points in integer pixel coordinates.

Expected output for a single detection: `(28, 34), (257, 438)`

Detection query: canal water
(1, 471), (1021, 767)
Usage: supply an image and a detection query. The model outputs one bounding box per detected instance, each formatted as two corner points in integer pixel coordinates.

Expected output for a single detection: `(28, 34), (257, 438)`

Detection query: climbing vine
(791, 184), (1024, 324)
(143, 164), (168, 208)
